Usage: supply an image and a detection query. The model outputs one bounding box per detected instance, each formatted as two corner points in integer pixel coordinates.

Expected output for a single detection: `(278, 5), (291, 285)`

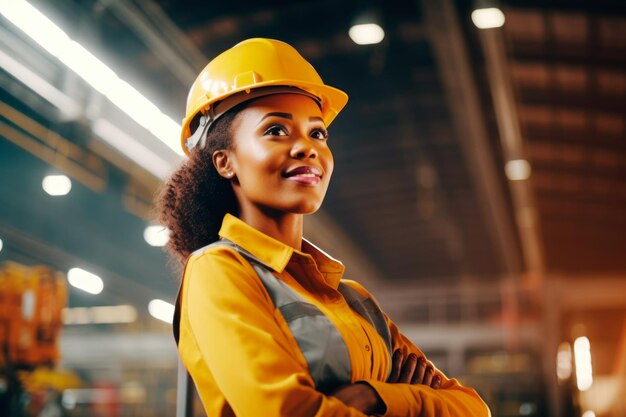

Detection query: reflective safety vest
(174, 239), (392, 393)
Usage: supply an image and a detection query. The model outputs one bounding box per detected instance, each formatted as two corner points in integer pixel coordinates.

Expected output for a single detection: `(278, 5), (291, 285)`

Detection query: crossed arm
(331, 348), (443, 415)
(183, 253), (490, 417)
(336, 280), (491, 417)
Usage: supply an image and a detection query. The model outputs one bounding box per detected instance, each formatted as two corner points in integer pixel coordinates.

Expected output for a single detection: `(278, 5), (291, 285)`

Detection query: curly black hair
(156, 111), (240, 263)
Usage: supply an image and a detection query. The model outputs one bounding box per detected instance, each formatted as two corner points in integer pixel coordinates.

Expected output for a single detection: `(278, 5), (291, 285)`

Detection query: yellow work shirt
(177, 214), (490, 417)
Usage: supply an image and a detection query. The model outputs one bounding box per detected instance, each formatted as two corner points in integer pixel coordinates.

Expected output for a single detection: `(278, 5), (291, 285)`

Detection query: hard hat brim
(180, 79), (348, 156)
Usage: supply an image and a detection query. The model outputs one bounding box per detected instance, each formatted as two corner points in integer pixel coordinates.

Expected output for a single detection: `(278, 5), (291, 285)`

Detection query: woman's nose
(290, 137), (318, 159)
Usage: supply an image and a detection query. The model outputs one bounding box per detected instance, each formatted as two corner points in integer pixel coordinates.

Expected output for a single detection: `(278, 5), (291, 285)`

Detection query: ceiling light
(349, 23), (385, 45)
(42, 174), (72, 196)
(62, 388), (115, 405)
(574, 336), (593, 391)
(582, 411), (596, 417)
(556, 341), (572, 382)
(0, 0), (184, 156)
(91, 305), (137, 323)
(61, 391), (77, 410)
(518, 402), (535, 416)
(505, 159), (531, 181)
(62, 305), (138, 324)
(148, 299), (174, 324)
(120, 381), (147, 404)
(67, 267), (104, 295)
(471, 7), (505, 29)
(143, 225), (170, 247)
(61, 307), (91, 325)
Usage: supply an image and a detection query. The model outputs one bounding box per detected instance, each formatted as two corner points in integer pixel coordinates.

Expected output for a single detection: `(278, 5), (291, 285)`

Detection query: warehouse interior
(1, 0), (625, 416)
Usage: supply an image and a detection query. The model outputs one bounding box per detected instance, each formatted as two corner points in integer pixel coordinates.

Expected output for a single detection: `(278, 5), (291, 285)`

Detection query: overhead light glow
(471, 7), (506, 29)
(505, 159), (531, 181)
(349, 23), (385, 45)
(120, 381), (147, 404)
(62, 305), (138, 324)
(0, 238), (3, 253)
(582, 411), (596, 417)
(0, 0), (184, 156)
(556, 341), (572, 381)
(144, 225), (170, 247)
(62, 388), (118, 405)
(61, 390), (77, 409)
(67, 267), (104, 295)
(92, 119), (174, 179)
(574, 336), (593, 391)
(148, 299), (174, 324)
(91, 305), (137, 324)
(0, 48), (80, 118)
(42, 174), (72, 196)
(0, 48), (175, 176)
(519, 402), (535, 416)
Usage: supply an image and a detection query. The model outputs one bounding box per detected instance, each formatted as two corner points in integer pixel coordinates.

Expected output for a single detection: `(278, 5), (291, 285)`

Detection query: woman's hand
(387, 349), (441, 389)
(330, 382), (385, 415)
(331, 349), (441, 414)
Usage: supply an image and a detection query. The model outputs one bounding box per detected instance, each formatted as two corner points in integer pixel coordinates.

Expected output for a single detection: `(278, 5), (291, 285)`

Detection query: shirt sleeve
(182, 248), (369, 417)
(343, 280), (491, 417)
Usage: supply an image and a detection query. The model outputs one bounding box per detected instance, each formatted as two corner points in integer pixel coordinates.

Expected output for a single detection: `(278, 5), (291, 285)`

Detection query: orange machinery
(0, 262), (67, 368)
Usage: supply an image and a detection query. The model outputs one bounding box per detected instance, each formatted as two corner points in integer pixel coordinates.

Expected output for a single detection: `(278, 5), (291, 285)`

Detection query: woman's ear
(212, 150), (235, 179)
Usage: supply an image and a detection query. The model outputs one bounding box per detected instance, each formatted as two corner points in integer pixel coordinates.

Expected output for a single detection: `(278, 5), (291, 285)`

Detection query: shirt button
(365, 345), (370, 352)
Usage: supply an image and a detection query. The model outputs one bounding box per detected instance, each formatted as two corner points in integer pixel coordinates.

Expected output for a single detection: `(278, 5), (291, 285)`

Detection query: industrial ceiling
(1, 1), (625, 414)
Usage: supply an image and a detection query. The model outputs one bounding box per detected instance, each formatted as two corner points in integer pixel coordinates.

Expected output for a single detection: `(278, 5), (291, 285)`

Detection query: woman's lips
(286, 174), (320, 185)
(283, 166), (322, 185)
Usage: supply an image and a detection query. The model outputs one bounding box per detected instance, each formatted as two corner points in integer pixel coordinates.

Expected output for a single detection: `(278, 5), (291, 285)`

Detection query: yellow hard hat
(181, 38), (349, 155)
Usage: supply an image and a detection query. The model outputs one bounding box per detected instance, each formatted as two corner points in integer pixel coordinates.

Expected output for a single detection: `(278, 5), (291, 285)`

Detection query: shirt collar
(218, 214), (345, 280)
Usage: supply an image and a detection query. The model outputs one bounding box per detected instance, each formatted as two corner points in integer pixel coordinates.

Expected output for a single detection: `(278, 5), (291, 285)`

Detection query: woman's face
(221, 93), (334, 216)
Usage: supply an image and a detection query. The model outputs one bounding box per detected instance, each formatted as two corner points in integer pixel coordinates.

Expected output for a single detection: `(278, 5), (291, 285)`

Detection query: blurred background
(0, 0), (625, 416)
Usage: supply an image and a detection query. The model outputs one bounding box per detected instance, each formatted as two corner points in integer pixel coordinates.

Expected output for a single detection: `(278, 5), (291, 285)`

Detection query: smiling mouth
(283, 166), (322, 185)
(283, 166), (322, 177)
(285, 175), (321, 185)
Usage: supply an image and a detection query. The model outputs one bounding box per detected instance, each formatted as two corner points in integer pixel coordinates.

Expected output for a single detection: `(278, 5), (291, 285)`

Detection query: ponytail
(156, 111), (239, 263)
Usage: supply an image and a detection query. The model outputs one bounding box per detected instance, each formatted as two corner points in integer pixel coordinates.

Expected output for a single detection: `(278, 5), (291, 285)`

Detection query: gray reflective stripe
(280, 301), (325, 321)
(338, 283), (393, 379)
(193, 239), (391, 391)
(237, 247), (352, 394)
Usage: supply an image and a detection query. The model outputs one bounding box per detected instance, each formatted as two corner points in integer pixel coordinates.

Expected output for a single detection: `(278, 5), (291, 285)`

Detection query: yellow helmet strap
(185, 86), (322, 153)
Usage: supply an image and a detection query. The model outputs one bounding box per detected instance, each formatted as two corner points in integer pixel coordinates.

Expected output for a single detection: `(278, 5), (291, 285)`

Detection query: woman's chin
(291, 200), (323, 215)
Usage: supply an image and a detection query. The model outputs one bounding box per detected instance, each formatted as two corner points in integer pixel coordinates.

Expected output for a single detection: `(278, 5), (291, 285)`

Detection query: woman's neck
(239, 206), (304, 250)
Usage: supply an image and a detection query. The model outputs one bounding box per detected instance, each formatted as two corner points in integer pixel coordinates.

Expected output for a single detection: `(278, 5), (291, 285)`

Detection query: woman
(158, 38), (490, 417)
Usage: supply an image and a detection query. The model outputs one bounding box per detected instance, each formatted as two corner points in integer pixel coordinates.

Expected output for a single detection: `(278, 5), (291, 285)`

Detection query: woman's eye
(311, 128), (329, 140)
(264, 125), (288, 136)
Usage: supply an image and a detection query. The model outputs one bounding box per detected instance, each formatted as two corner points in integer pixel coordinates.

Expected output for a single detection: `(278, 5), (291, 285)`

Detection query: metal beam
(517, 88), (626, 115)
(550, 275), (626, 310)
(475, 11), (554, 414)
(136, 0), (208, 69)
(510, 42), (626, 70)
(421, 0), (522, 278)
(101, 0), (201, 85)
